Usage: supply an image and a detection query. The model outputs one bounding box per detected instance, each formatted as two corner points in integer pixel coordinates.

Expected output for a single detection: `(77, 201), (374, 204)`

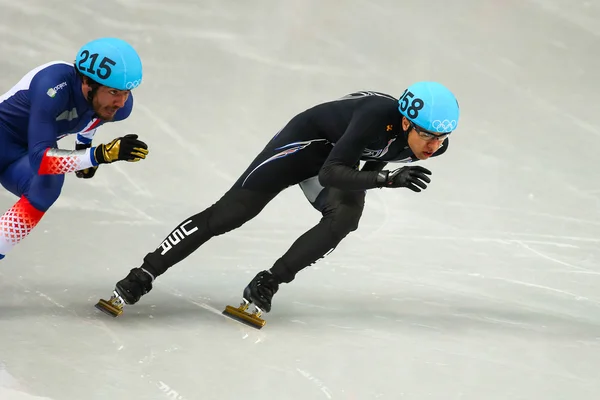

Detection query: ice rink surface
(1, 0), (599, 399)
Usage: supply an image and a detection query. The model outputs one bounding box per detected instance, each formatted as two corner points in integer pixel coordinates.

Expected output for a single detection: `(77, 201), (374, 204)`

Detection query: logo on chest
(46, 82), (67, 98)
(362, 137), (397, 158)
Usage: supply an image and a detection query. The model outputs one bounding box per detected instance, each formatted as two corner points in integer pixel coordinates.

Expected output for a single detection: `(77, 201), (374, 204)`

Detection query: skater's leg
(113, 188), (277, 305)
(243, 187), (365, 311)
(271, 187), (365, 282)
(0, 155), (63, 259)
(143, 188), (278, 277)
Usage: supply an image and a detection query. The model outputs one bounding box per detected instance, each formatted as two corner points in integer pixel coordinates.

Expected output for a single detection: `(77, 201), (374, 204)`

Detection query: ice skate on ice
(95, 290), (126, 317)
(223, 270), (279, 329)
(95, 267), (154, 317)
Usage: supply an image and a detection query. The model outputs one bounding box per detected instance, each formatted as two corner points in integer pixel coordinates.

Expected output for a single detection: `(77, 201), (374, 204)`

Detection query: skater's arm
(318, 108), (386, 190)
(361, 161), (387, 172)
(27, 74), (98, 175)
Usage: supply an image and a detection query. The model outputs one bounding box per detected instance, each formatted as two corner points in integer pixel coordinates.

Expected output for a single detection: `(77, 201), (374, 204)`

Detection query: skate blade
(222, 304), (266, 329)
(95, 292), (124, 318)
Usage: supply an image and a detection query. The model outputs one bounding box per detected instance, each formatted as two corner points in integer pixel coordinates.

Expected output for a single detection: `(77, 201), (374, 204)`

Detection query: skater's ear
(78, 73), (102, 103)
(401, 116), (411, 131)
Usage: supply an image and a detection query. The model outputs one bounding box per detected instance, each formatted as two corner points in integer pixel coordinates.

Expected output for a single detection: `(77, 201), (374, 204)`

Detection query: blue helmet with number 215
(75, 38), (143, 91)
(398, 81), (459, 134)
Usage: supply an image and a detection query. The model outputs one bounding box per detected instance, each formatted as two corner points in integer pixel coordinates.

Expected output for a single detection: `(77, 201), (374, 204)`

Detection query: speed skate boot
(223, 270), (280, 329)
(95, 267), (154, 317)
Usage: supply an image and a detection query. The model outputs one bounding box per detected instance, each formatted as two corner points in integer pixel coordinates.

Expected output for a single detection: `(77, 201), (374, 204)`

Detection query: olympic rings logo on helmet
(125, 79), (142, 90)
(431, 119), (457, 133)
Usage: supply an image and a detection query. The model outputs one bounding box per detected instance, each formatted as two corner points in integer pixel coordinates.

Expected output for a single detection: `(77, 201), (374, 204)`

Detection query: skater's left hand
(75, 166), (98, 179)
(377, 165), (432, 192)
(74, 142), (99, 178)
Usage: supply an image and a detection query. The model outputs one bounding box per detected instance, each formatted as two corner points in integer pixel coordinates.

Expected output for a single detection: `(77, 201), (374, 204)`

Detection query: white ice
(0, 0), (599, 399)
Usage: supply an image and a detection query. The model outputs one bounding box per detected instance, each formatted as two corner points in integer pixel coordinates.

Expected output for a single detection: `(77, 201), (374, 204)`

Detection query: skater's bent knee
(25, 174), (64, 211)
(328, 206), (363, 239)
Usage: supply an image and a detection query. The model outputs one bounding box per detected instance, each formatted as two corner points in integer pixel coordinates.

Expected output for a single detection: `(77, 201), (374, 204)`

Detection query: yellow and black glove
(94, 134), (149, 164)
(75, 142), (98, 179)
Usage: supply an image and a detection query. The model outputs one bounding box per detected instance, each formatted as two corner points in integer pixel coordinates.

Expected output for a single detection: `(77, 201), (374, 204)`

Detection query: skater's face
(403, 117), (449, 160)
(91, 86), (130, 121)
(82, 78), (130, 121)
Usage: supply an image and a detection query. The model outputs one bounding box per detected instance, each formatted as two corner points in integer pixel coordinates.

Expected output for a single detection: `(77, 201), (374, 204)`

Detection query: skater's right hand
(94, 134), (149, 164)
(376, 166), (432, 192)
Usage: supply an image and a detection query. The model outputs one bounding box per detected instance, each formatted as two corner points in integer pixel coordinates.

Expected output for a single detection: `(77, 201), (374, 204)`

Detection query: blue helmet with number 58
(75, 38), (143, 91)
(398, 81), (459, 133)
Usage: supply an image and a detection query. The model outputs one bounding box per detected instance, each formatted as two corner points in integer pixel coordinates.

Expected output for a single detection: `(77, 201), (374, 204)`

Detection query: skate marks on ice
(0, 272), (71, 318)
(287, 290), (600, 395)
(379, 233), (599, 276)
(134, 103), (236, 183)
(0, 387), (53, 400)
(34, 288), (69, 309)
(90, 309), (193, 400)
(157, 280), (273, 332)
(434, 199), (600, 228)
(294, 296), (598, 340)
(489, 275), (597, 304)
(515, 241), (599, 275)
(278, 259), (600, 341)
(0, 272), (129, 351)
(0, 363), (53, 400)
(122, 263), (600, 341)
(148, 280), (227, 319)
(155, 380), (187, 400)
(296, 368), (333, 399)
(53, 196), (160, 227)
(138, 354), (189, 400)
(524, 0), (600, 38)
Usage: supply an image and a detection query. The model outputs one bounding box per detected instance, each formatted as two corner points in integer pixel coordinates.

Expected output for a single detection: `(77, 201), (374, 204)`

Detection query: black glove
(75, 142), (98, 179)
(94, 134), (149, 164)
(376, 166), (432, 192)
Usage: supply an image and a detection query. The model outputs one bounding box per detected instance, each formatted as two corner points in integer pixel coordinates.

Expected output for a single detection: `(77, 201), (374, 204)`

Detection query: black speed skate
(223, 270), (280, 329)
(95, 267), (154, 317)
(243, 270), (279, 312)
